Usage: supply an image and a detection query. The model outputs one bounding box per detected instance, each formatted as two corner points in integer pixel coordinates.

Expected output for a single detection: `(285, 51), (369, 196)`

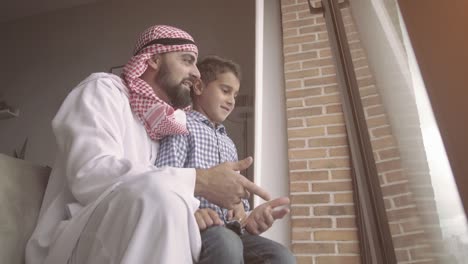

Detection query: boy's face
(193, 71), (240, 124)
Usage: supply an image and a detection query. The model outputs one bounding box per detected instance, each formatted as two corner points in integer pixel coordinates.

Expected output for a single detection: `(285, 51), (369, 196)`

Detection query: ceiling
(0, 0), (102, 23)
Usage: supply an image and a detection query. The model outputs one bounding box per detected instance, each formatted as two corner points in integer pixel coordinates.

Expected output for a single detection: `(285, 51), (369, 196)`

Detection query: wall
(280, 0), (444, 263)
(280, 1), (360, 263)
(0, 0), (255, 167)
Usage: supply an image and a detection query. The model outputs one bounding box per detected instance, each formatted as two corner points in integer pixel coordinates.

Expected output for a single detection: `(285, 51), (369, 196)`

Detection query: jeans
(197, 226), (296, 264)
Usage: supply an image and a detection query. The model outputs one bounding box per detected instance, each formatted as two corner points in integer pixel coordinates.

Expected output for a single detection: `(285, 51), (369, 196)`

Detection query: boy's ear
(192, 80), (204, 95)
(147, 55), (161, 70)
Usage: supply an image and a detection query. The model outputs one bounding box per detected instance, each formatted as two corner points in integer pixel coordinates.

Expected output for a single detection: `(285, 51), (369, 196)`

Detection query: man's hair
(197, 55), (242, 85)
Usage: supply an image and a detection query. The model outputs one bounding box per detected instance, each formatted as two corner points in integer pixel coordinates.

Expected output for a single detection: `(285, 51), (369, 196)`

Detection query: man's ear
(147, 55), (161, 70)
(192, 80), (204, 95)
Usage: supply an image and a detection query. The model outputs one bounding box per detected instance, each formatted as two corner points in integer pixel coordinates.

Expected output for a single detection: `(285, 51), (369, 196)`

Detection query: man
(26, 25), (271, 264)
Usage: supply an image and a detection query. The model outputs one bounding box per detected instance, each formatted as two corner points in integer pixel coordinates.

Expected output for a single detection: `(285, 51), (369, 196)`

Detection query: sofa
(0, 153), (50, 264)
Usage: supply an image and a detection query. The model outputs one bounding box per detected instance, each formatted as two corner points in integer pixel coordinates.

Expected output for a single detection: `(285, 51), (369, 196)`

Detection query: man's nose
(190, 65), (200, 79)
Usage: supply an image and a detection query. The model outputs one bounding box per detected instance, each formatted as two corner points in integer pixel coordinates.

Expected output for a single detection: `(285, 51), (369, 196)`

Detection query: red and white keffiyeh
(122, 25), (198, 140)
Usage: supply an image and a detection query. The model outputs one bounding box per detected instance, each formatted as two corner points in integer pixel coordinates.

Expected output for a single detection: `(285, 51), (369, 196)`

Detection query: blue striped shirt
(155, 110), (250, 222)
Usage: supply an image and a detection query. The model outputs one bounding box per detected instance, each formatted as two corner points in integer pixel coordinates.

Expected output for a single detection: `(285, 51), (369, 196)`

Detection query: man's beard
(155, 61), (192, 109)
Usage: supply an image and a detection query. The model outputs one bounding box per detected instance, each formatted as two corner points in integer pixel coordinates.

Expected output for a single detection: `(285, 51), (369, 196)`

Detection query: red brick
(317, 32), (329, 41)
(302, 58), (334, 69)
(378, 148), (400, 160)
(291, 206), (310, 216)
(290, 182), (309, 193)
(395, 249), (410, 262)
(327, 125), (346, 135)
(299, 24), (328, 34)
(292, 218), (332, 228)
(304, 76), (338, 87)
(284, 44), (300, 53)
(306, 114), (344, 126)
(381, 182), (410, 196)
(308, 158), (350, 169)
(319, 48), (332, 58)
(291, 194), (330, 204)
(321, 66), (336, 76)
(357, 77), (375, 87)
(292, 229), (312, 240)
(361, 95), (381, 107)
(329, 146), (349, 157)
(292, 242), (335, 254)
(324, 85), (339, 94)
(289, 149), (327, 159)
(285, 51), (318, 63)
(338, 242), (359, 253)
(286, 80), (302, 89)
(289, 161), (308, 170)
(316, 256), (360, 264)
(386, 207), (418, 222)
(286, 68), (321, 79)
(312, 181), (353, 192)
(290, 170), (328, 181)
(308, 136), (347, 147)
(330, 169), (351, 180)
(326, 104), (343, 114)
(314, 230), (358, 241)
(287, 99), (304, 108)
(282, 11), (298, 22)
(314, 205), (355, 216)
(376, 159), (402, 172)
(288, 107), (323, 118)
(336, 217), (356, 228)
(281, 0), (297, 6)
(288, 127), (325, 138)
(392, 194), (415, 207)
(285, 62), (302, 72)
(365, 105), (385, 117)
(392, 232), (428, 248)
(334, 192), (354, 205)
(304, 94), (341, 106)
(295, 256), (313, 264)
(281, 3), (311, 16)
(286, 87), (322, 98)
(353, 58), (368, 69)
(370, 126), (392, 138)
(288, 138), (306, 148)
(301, 40), (330, 52)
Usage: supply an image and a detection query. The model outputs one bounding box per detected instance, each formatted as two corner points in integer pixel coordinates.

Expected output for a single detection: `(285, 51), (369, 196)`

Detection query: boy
(156, 55), (295, 263)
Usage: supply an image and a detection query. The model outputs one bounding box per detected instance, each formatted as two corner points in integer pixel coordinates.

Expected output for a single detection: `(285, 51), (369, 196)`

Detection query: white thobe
(25, 73), (201, 264)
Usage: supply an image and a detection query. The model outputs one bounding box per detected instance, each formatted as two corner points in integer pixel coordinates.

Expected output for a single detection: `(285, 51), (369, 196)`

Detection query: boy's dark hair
(197, 55), (242, 85)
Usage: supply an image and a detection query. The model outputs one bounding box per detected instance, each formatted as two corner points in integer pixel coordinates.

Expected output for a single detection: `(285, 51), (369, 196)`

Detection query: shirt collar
(188, 110), (226, 134)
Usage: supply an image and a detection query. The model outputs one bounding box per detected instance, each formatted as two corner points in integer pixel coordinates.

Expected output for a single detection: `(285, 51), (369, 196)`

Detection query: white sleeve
(52, 76), (196, 205)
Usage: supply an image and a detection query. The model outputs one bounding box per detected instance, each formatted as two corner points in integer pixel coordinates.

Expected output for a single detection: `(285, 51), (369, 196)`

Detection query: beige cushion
(0, 153), (50, 264)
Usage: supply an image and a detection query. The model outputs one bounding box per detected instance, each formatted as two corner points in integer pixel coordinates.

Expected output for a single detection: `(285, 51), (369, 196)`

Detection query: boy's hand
(241, 197), (290, 235)
(227, 202), (247, 221)
(195, 208), (223, 231)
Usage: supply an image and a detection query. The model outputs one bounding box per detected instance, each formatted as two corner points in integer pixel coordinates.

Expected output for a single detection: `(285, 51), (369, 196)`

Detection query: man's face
(155, 52), (200, 109)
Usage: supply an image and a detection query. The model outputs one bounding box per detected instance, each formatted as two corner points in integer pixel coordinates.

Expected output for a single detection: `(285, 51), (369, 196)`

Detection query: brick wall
(280, 1), (443, 263)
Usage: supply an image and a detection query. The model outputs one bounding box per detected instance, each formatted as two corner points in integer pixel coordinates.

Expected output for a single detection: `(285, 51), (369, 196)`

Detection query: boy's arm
(155, 134), (188, 168)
